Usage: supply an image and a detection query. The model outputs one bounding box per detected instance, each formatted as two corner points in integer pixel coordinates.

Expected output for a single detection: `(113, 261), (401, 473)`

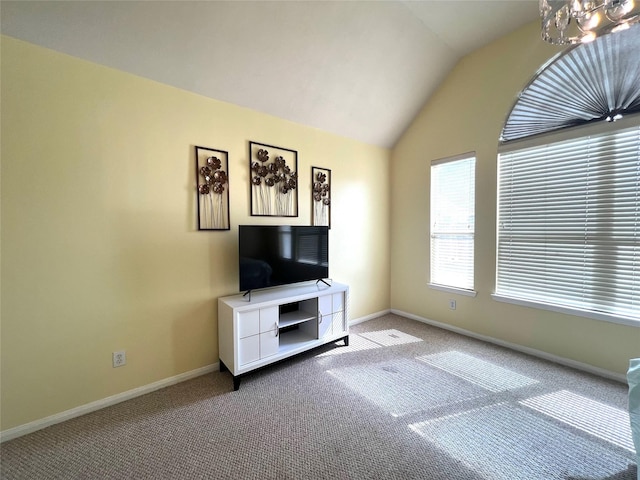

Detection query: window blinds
(500, 25), (640, 143)
(430, 156), (475, 291)
(497, 125), (640, 322)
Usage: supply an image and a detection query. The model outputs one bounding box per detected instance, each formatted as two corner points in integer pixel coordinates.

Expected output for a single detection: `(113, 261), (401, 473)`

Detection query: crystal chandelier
(540, 0), (640, 44)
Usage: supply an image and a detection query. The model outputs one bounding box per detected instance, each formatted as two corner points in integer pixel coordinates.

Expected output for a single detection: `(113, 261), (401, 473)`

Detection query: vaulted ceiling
(1, 1), (539, 148)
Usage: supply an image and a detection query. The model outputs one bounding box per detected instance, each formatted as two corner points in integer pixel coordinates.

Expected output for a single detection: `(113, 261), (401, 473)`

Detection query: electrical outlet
(112, 350), (126, 368)
(449, 299), (457, 310)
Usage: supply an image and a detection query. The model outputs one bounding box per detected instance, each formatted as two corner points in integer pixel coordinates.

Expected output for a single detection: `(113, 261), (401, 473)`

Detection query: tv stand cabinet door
(238, 310), (260, 338)
(259, 306), (279, 358)
(318, 292), (347, 337)
(318, 295), (333, 338)
(238, 335), (260, 366)
(331, 292), (346, 334)
(260, 330), (279, 358)
(259, 306), (278, 333)
(237, 310), (261, 367)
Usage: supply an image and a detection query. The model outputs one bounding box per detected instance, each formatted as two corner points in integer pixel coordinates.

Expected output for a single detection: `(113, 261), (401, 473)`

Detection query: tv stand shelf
(279, 311), (315, 329)
(278, 329), (317, 350)
(218, 281), (349, 390)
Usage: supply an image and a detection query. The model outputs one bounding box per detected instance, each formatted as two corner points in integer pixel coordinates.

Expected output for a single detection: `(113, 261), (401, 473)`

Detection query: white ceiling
(1, 1), (539, 148)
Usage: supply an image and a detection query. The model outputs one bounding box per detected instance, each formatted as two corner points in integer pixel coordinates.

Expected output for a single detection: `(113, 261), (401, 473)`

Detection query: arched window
(494, 26), (640, 326)
(501, 25), (640, 143)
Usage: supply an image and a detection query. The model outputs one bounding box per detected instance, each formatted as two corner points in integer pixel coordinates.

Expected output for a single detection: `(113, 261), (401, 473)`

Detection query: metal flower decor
(249, 141), (298, 217)
(195, 145), (230, 230)
(312, 166), (331, 228)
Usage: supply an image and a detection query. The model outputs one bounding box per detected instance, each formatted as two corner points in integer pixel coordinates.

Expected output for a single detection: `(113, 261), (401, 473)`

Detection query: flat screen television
(239, 225), (329, 292)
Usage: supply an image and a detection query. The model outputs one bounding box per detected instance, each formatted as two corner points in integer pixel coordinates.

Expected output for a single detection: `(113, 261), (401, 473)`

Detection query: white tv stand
(218, 281), (349, 390)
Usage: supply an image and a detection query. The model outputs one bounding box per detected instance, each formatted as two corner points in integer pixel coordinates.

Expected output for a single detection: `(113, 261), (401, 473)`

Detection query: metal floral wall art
(249, 141), (298, 217)
(195, 145), (230, 230)
(312, 166), (331, 228)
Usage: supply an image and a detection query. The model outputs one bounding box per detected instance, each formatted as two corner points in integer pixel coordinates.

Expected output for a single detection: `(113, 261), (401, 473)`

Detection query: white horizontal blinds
(430, 155), (475, 290)
(497, 125), (640, 321)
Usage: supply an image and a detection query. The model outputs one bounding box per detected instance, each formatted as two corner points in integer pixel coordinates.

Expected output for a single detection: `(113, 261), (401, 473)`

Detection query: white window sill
(492, 294), (639, 328)
(429, 283), (477, 297)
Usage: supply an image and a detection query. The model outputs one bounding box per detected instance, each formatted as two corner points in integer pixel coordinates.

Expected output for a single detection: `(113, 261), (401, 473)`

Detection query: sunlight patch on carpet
(409, 403), (634, 480)
(316, 329), (421, 359)
(315, 334), (381, 358)
(358, 329), (423, 347)
(520, 390), (636, 453)
(327, 358), (486, 417)
(416, 351), (539, 392)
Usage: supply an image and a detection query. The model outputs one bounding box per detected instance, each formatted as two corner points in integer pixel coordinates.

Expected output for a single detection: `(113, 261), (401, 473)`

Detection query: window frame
(429, 152), (477, 296)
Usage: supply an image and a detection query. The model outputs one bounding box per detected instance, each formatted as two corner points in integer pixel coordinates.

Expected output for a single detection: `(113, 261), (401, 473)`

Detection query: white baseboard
(349, 309), (391, 326)
(391, 309), (627, 384)
(0, 363), (218, 443)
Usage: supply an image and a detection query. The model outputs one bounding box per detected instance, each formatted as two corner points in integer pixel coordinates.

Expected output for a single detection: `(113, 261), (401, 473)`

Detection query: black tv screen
(239, 225), (329, 292)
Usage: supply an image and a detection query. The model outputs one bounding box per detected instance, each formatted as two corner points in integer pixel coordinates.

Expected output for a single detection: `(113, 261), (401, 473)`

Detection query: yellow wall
(390, 21), (639, 375)
(0, 36), (391, 430)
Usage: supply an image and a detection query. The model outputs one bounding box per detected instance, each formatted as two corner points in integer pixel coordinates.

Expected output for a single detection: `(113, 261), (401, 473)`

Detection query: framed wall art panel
(195, 145), (230, 230)
(312, 166), (331, 228)
(249, 141), (298, 217)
